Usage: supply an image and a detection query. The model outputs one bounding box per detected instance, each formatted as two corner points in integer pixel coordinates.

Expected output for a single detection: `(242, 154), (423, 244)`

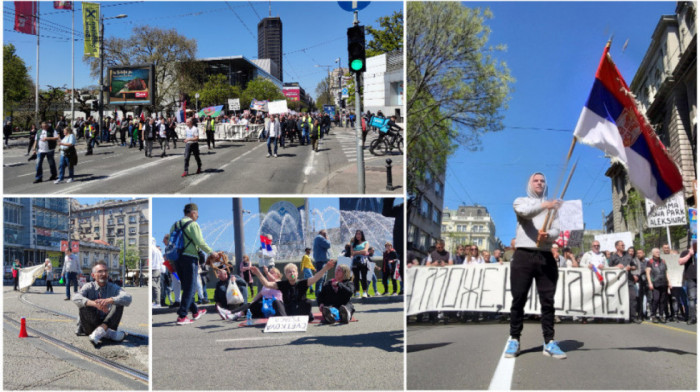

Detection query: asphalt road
(3, 287), (149, 390)
(152, 299), (404, 390)
(3, 125), (401, 195)
(407, 318), (696, 390)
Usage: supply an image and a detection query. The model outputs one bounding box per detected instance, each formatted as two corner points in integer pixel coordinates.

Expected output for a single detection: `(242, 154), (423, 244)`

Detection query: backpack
(164, 220), (193, 261)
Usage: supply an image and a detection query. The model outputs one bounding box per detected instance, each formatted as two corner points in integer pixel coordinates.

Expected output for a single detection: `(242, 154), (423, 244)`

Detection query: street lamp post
(119, 208), (126, 285)
(99, 14), (127, 136)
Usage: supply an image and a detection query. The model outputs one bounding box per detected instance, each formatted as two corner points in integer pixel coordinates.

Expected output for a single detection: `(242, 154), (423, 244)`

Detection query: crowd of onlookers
(408, 238), (697, 326)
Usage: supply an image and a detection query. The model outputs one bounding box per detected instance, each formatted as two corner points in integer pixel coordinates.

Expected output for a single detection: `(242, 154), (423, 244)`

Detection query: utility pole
(232, 198), (245, 274)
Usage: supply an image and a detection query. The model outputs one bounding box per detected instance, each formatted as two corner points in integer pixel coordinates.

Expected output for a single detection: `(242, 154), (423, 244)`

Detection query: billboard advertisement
(283, 88), (300, 101)
(107, 64), (155, 105)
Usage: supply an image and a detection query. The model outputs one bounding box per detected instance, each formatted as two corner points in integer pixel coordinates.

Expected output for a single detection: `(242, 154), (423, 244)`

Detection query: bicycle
(369, 129), (403, 156)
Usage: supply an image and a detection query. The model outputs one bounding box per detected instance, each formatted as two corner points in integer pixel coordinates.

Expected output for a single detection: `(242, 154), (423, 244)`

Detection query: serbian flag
(573, 44), (683, 205)
(591, 264), (604, 285)
(260, 235), (274, 257)
(176, 100), (186, 123)
(53, 1), (72, 10)
(14, 1), (38, 35)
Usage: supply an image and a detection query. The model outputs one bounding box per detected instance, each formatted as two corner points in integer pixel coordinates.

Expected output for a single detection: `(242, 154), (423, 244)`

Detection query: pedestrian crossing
(326, 129), (361, 162)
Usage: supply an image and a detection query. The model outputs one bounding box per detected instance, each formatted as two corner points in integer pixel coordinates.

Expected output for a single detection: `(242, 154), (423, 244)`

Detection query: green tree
(38, 86), (67, 123)
(116, 241), (141, 270)
(366, 10), (403, 57)
(407, 2), (513, 196)
(4, 44), (33, 118)
(196, 74), (241, 108)
(314, 77), (334, 110)
(83, 26), (198, 114)
(240, 77), (284, 110)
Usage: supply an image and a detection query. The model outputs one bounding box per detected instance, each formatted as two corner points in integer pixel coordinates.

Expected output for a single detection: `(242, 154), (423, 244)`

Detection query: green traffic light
(350, 59), (364, 71)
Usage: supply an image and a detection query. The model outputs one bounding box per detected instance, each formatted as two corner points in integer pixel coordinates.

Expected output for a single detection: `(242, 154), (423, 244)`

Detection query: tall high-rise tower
(257, 16), (283, 82)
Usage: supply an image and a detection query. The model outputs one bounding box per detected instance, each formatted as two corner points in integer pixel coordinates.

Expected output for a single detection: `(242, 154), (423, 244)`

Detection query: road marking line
(643, 321), (697, 335)
(48, 155), (179, 194)
(18, 173), (33, 177)
(182, 143), (266, 190)
(488, 339), (515, 390)
(303, 145), (316, 177)
(215, 336), (296, 343)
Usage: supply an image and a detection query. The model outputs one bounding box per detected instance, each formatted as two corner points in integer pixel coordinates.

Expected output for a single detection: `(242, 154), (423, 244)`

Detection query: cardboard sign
(406, 265), (630, 320)
(228, 98), (240, 111)
(662, 254), (683, 287)
(645, 193), (687, 228)
(263, 316), (308, 333)
(268, 100), (289, 115)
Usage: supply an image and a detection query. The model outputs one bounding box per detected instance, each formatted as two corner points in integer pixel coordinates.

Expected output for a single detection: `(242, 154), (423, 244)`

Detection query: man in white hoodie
(504, 172), (566, 359)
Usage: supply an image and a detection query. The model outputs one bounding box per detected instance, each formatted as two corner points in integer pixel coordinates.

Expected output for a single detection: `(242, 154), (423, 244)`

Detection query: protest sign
(406, 265), (630, 320)
(645, 193), (687, 228)
(662, 254), (683, 287)
(595, 232), (634, 252)
(19, 265), (45, 291)
(228, 98), (240, 111)
(558, 200), (584, 230)
(268, 100), (288, 115)
(264, 316), (308, 333)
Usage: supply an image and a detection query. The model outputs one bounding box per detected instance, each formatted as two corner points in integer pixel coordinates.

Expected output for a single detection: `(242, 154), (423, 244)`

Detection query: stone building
(441, 205), (501, 254)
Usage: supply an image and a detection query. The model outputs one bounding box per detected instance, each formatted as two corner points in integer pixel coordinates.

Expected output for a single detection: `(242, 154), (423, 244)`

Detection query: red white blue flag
(573, 44), (683, 204)
(260, 235), (274, 257)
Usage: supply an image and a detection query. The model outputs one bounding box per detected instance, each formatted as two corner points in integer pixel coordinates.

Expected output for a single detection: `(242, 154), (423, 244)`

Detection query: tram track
(5, 292), (149, 385)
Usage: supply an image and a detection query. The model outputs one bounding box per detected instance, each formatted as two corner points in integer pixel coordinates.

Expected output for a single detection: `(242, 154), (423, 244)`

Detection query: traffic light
(347, 25), (366, 73)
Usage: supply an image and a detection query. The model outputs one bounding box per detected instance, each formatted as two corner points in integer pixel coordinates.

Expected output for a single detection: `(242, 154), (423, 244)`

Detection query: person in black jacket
(382, 198), (404, 294)
(318, 264), (355, 324)
(142, 118), (156, 157)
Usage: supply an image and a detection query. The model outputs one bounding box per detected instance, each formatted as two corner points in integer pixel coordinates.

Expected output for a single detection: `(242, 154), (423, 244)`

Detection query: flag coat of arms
(573, 44), (683, 204)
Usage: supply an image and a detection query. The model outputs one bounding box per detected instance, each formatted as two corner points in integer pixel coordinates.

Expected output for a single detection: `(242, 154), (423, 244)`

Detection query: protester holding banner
(646, 248), (671, 323)
(252, 260), (336, 322)
(504, 172), (565, 359)
(679, 243), (696, 325)
(319, 264), (355, 324)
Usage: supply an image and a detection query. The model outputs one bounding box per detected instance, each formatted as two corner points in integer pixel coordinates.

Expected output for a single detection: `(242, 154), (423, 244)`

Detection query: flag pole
(71, 6), (75, 122)
(35, 2), (40, 126)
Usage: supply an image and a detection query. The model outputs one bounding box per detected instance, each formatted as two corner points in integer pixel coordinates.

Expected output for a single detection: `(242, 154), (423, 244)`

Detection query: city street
(407, 318), (696, 390)
(3, 124), (403, 195)
(152, 297), (404, 390)
(3, 286), (149, 390)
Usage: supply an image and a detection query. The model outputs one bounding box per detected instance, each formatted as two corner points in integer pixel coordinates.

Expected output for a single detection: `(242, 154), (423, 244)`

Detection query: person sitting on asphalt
(73, 260), (133, 347)
(251, 260), (336, 322)
(318, 264), (355, 324)
(217, 267), (285, 321)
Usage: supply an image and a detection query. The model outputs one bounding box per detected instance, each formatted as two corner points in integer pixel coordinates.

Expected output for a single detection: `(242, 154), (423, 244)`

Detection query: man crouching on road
(74, 260), (133, 347)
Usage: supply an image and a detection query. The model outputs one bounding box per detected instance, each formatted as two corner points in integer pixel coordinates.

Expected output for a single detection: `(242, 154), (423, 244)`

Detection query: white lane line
(488, 339), (515, 390)
(17, 173), (33, 177)
(215, 336), (298, 343)
(182, 143), (266, 190)
(48, 155), (180, 194)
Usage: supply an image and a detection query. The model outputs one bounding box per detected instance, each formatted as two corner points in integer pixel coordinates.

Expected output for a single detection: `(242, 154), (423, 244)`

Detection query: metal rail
(4, 315), (148, 383)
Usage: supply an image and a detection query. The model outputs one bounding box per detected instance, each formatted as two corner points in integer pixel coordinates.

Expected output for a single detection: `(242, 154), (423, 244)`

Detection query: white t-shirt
(36, 128), (59, 153)
(580, 251), (607, 269)
(159, 122), (167, 138)
(185, 126), (199, 144)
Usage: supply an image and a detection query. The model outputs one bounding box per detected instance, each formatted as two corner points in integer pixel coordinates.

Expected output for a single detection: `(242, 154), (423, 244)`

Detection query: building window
(129, 227), (136, 235)
(107, 218), (114, 225)
(129, 215), (137, 224)
(433, 208), (440, 224)
(129, 238), (136, 245)
(441, 225), (447, 232)
(420, 199), (430, 217)
(434, 181), (442, 197)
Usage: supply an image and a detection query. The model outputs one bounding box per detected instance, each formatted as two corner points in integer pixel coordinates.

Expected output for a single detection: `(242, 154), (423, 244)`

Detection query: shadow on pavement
(407, 342), (452, 353)
(222, 330), (404, 353)
(361, 307), (404, 314)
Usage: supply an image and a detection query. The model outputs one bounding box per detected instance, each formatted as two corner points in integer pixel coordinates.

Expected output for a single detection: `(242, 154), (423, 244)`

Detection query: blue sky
(444, 1), (676, 244)
(151, 197), (341, 257)
(4, 1), (402, 100)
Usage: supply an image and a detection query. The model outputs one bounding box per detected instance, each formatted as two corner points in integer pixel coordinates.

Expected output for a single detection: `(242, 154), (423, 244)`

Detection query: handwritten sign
(558, 200), (584, 230)
(406, 265), (630, 320)
(645, 193), (687, 228)
(595, 232), (634, 252)
(263, 316), (308, 333)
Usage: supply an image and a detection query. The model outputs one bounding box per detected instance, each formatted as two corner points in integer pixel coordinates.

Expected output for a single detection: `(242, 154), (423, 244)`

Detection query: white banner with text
(406, 265), (630, 320)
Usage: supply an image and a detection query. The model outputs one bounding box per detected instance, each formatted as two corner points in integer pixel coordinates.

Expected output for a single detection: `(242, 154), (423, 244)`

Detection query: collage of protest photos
(2, 1), (698, 392)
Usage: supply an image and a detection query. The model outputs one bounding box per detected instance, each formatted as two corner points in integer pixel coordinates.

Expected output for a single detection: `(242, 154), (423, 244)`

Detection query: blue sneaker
(543, 340), (567, 359)
(504, 338), (520, 358)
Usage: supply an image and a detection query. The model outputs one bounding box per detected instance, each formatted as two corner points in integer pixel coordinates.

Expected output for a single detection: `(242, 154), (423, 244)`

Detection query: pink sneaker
(176, 317), (193, 325)
(193, 309), (207, 320)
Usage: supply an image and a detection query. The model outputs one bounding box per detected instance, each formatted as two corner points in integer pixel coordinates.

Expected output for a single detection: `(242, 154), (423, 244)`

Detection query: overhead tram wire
(225, 1), (256, 40)
(248, 1), (262, 21)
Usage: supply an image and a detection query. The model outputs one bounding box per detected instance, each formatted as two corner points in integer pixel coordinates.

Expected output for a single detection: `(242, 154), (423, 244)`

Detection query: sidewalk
(307, 152), (404, 194)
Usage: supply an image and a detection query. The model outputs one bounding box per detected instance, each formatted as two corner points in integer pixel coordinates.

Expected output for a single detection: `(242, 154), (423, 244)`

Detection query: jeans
(65, 271), (78, 299)
(267, 136), (278, 155)
(314, 261), (328, 297)
(79, 305), (124, 335)
(152, 269), (161, 303)
(58, 154), (73, 181)
(352, 261), (369, 294)
(174, 254), (199, 318)
(686, 279), (697, 321)
(35, 151), (57, 180)
(183, 143), (201, 173)
(145, 139), (154, 157)
(509, 248), (558, 342)
(303, 129), (310, 145)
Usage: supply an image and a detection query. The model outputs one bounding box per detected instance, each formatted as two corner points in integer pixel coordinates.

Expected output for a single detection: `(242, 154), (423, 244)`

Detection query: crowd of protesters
(408, 238), (696, 326)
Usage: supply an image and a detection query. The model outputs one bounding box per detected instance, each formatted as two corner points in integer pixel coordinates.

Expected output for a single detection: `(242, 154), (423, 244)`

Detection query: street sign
(337, 1), (370, 12)
(228, 98), (240, 111)
(342, 88), (349, 98)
